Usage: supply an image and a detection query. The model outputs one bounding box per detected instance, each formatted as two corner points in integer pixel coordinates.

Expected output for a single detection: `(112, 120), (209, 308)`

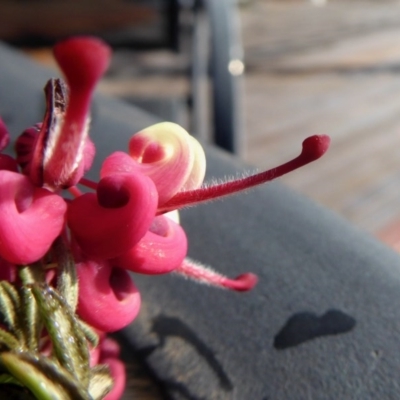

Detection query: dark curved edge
(2, 43), (400, 400)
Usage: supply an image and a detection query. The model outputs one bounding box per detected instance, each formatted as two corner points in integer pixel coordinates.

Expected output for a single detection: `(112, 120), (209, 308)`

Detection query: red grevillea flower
(11, 37), (330, 294)
(13, 37), (330, 294)
(8, 37), (330, 314)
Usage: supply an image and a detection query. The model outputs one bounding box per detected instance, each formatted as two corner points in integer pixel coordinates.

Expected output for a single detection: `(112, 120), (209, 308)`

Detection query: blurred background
(2, 0), (400, 248)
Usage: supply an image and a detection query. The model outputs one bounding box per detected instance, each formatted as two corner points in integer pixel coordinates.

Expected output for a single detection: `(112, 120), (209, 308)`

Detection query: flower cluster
(0, 37), (330, 399)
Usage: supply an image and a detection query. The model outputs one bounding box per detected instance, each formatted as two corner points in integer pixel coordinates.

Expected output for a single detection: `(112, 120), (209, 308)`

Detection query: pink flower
(7, 36), (331, 313)
(9, 37), (330, 294)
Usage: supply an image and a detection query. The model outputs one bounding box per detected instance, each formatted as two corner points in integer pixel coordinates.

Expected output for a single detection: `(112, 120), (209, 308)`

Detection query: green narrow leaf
(0, 351), (90, 400)
(78, 320), (99, 348)
(31, 284), (90, 387)
(17, 265), (47, 350)
(19, 286), (40, 353)
(88, 365), (113, 400)
(54, 236), (78, 312)
(1, 281), (20, 310)
(0, 282), (21, 339)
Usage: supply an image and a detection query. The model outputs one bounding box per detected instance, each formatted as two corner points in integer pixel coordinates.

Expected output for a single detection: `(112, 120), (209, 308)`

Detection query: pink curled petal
(128, 122), (199, 204)
(102, 357), (126, 400)
(0, 118), (10, 151)
(0, 171), (67, 264)
(0, 155), (18, 172)
(100, 151), (137, 178)
(77, 260), (141, 332)
(68, 172), (158, 259)
(113, 215), (187, 275)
